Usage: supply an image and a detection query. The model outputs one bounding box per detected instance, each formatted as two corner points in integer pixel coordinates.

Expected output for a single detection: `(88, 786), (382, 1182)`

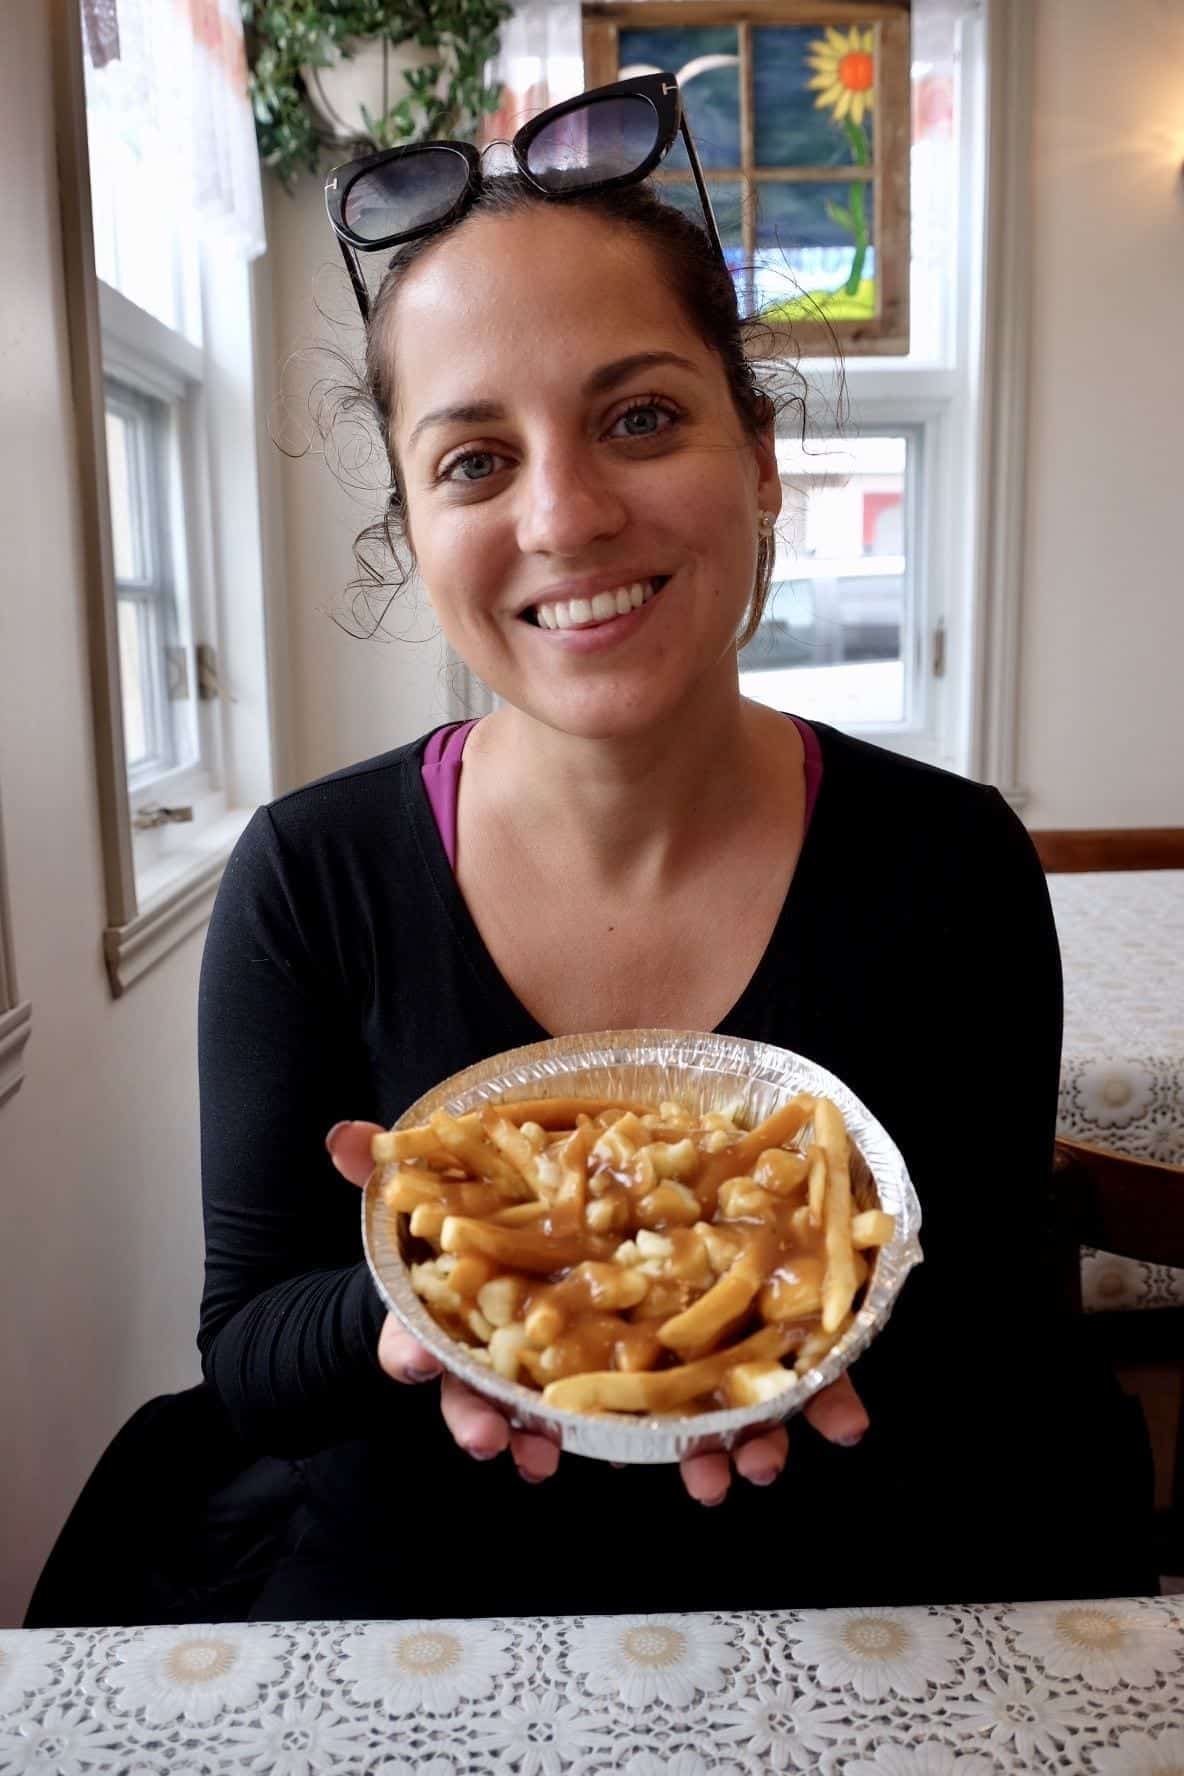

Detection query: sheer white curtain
(482, 0), (585, 142)
(83, 0), (266, 270)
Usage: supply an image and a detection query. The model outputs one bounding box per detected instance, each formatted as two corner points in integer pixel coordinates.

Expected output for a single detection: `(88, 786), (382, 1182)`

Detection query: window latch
(132, 805), (194, 830)
(931, 617), (946, 679)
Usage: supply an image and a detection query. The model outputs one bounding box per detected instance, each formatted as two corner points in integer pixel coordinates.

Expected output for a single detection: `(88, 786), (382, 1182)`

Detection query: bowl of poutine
(363, 1030), (922, 1463)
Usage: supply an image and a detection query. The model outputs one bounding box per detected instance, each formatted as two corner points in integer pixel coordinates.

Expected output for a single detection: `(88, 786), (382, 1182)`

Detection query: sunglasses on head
(324, 72), (724, 322)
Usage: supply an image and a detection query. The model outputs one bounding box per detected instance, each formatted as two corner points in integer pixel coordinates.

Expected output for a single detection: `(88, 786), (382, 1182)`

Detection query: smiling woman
(191, 78), (1155, 1624)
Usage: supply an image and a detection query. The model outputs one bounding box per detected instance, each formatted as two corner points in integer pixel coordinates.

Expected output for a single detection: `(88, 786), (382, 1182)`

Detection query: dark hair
(335, 173), (810, 646)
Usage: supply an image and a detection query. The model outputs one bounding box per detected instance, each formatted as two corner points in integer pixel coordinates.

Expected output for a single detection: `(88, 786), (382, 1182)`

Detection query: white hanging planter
(301, 36), (444, 143)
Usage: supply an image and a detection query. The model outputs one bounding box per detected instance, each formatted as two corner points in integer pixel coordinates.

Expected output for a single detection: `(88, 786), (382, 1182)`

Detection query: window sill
(0, 1000), (33, 1108)
(104, 808), (253, 998)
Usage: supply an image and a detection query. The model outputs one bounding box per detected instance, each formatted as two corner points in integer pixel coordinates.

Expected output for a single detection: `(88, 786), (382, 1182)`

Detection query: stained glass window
(584, 2), (910, 353)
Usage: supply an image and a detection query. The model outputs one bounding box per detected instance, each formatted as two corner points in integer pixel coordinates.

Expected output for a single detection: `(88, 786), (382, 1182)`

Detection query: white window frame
(750, 0), (1030, 795)
(52, 0), (274, 996)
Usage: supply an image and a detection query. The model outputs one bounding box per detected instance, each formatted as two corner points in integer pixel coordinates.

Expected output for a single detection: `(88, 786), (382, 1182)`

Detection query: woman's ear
(755, 415), (782, 527)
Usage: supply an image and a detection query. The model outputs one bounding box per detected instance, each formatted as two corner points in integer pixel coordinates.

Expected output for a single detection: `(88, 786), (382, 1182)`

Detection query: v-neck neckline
(402, 720), (832, 1046)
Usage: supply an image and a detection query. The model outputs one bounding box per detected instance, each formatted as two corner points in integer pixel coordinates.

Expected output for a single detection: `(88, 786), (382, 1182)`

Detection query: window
(105, 381), (195, 784)
(55, 0), (272, 993)
(583, 0), (911, 353)
(589, 0), (994, 763)
(742, 432), (925, 730)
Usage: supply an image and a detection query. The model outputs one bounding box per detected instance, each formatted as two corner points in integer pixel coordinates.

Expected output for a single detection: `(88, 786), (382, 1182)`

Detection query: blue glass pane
(618, 28), (740, 170)
(753, 26), (875, 169)
(753, 180), (875, 324)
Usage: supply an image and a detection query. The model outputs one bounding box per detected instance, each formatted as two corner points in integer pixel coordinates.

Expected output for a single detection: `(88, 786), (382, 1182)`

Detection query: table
(1049, 870), (1184, 1313)
(1, 1599), (1181, 1773)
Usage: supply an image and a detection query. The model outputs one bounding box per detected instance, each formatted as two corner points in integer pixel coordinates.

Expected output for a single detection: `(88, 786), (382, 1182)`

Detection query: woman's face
(387, 205), (780, 741)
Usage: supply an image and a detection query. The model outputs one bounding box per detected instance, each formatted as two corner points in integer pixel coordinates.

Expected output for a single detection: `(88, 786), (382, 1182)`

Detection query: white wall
(261, 175), (452, 786)
(1017, 0), (1184, 828)
(0, 2), (204, 1624)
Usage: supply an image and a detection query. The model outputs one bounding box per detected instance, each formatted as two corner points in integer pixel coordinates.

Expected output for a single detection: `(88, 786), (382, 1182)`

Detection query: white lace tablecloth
(1, 1599), (1182, 1774)
(1049, 871), (1184, 1313)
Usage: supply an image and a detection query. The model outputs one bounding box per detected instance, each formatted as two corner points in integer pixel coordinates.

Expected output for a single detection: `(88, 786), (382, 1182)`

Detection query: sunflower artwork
(590, 1), (908, 351)
(772, 24), (878, 326)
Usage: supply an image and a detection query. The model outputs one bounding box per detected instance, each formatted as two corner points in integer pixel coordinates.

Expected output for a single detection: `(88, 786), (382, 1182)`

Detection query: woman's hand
(328, 1119), (869, 1501)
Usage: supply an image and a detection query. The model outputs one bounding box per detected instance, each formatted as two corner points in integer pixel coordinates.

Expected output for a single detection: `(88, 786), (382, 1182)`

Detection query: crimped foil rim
(363, 1030), (923, 1463)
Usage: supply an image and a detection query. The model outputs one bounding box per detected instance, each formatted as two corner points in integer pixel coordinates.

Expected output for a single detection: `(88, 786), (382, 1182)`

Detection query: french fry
(815, 1099), (858, 1334)
(542, 1324), (796, 1413)
(482, 1112), (559, 1200)
(555, 1123), (593, 1213)
(695, 1095), (816, 1209)
(851, 1209), (895, 1249)
(440, 1215), (612, 1273)
(409, 1203), (448, 1242)
(383, 1172), (507, 1219)
(430, 1111), (534, 1199)
(488, 1201), (550, 1227)
(806, 1144), (827, 1228)
(657, 1233), (778, 1358)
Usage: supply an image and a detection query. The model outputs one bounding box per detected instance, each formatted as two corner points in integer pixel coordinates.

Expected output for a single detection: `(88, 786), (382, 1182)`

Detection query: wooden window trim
(583, 0), (910, 354)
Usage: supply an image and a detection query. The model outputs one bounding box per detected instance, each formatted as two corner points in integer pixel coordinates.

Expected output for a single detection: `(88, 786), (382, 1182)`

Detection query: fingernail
(325, 1121), (350, 1154)
(406, 1363), (442, 1383)
(747, 1466), (780, 1487)
(516, 1469), (547, 1485)
(465, 1445), (500, 1462)
(700, 1491), (727, 1508)
(834, 1430), (866, 1448)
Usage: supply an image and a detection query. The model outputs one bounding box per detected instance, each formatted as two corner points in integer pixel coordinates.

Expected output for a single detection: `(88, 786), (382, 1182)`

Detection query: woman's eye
(608, 401), (680, 441)
(441, 450), (506, 484)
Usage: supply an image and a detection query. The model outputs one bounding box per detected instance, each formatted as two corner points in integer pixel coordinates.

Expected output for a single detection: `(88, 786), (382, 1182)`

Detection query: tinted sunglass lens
(342, 148), (470, 240)
(525, 95), (660, 190)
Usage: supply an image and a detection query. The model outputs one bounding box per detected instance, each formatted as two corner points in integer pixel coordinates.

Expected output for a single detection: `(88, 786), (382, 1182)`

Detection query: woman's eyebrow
(407, 352), (702, 450)
(583, 350), (701, 395)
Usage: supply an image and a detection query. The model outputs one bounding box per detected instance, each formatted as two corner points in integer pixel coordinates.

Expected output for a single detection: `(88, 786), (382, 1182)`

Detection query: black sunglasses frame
(324, 73), (725, 321)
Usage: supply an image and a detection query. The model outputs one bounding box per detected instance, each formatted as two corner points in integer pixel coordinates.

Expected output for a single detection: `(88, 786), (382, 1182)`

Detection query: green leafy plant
(242, 0), (513, 188)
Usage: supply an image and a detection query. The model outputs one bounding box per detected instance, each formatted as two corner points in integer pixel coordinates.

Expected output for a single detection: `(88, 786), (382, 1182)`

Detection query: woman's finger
(376, 1318), (444, 1385)
(733, 1424), (789, 1486)
(802, 1372), (869, 1446)
(440, 1372), (512, 1462)
(325, 1120), (385, 1188)
(510, 1430), (561, 1484)
(680, 1449), (732, 1506)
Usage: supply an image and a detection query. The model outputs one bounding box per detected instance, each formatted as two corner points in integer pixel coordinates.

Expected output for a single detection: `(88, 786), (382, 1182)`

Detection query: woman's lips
(523, 577), (670, 652)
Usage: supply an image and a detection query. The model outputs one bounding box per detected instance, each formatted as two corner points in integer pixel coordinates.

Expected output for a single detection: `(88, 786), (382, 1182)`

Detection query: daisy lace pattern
(0, 1600), (1182, 1773)
(1048, 868), (1184, 1314)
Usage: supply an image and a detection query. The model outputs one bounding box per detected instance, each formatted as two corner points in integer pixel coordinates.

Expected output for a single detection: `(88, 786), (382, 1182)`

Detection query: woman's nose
(514, 452), (627, 557)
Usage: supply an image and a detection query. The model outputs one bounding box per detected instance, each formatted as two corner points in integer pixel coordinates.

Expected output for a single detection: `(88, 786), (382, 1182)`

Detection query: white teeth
(534, 578), (661, 631)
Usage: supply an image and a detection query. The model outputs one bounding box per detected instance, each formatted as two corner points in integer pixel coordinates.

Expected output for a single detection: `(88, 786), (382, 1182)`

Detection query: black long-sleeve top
(197, 722), (1152, 1614)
